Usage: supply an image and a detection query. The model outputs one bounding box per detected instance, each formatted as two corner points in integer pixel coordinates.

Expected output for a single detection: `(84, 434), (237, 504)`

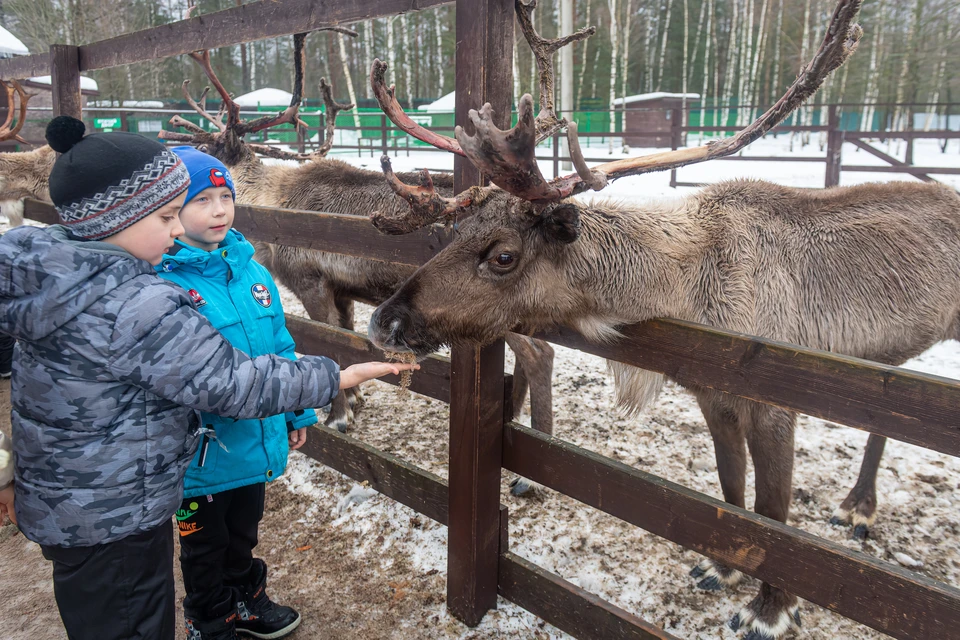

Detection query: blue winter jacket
(157, 230), (318, 498)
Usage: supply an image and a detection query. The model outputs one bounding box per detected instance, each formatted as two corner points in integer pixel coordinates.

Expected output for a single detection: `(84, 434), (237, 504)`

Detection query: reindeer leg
(296, 282), (355, 433)
(831, 434), (885, 540)
(690, 392), (748, 591)
(504, 334), (554, 497)
(729, 404), (800, 640)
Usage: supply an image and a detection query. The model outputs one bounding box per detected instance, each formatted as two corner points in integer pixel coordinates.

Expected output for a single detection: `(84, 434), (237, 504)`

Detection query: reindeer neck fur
(0, 145), (56, 226)
(554, 194), (707, 340)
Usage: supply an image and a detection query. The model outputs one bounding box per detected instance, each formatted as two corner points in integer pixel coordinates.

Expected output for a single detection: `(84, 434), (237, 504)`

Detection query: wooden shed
(614, 92), (699, 148)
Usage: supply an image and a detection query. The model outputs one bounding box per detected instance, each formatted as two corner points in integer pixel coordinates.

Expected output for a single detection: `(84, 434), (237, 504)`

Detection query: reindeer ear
(540, 204), (581, 244)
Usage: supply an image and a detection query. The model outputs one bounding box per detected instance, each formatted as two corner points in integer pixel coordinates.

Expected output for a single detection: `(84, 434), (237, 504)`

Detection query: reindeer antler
(375, 0), (862, 227)
(543, 0), (864, 199)
(0, 81), (32, 145)
(160, 28), (357, 160)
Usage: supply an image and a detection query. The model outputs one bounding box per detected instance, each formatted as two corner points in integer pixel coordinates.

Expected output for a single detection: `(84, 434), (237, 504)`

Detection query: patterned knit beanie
(45, 116), (190, 240)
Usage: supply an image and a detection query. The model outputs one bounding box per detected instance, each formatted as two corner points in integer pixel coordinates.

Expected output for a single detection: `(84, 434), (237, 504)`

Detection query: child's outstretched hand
(0, 483), (16, 526)
(340, 361), (420, 389)
(288, 427), (307, 450)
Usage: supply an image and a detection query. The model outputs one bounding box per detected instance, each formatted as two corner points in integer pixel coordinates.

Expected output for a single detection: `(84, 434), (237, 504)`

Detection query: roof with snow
(29, 75), (100, 92)
(418, 91), (455, 112)
(234, 88), (293, 107)
(0, 25), (29, 58)
(613, 92), (700, 105)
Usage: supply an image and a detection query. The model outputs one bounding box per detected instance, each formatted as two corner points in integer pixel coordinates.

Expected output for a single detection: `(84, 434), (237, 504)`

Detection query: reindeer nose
(368, 306), (408, 352)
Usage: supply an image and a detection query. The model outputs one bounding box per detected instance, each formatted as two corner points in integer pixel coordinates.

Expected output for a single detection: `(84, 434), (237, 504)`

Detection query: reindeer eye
(493, 253), (514, 267)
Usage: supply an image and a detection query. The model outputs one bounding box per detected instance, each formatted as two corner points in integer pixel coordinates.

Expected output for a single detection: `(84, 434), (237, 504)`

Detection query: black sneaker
(184, 609), (241, 640)
(235, 560), (301, 639)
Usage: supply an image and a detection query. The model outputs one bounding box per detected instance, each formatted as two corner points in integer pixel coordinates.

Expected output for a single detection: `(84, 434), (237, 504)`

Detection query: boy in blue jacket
(157, 147), (314, 640)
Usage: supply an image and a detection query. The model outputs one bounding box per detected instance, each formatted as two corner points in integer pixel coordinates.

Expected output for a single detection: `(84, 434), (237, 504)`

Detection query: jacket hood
(0, 225), (151, 340)
(157, 229), (254, 279)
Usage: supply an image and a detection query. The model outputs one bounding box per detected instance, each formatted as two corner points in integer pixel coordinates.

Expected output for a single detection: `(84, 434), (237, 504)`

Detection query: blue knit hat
(171, 146), (236, 205)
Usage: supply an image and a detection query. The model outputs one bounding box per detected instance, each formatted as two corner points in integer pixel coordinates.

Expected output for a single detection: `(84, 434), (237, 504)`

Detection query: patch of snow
(28, 75), (99, 92)
(234, 88), (293, 107)
(418, 91), (455, 112)
(0, 26), (29, 57)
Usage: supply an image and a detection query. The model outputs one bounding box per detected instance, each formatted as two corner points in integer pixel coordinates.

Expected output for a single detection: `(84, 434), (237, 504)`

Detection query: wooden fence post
(447, 0), (513, 628)
(825, 104), (843, 187)
(50, 45), (82, 120)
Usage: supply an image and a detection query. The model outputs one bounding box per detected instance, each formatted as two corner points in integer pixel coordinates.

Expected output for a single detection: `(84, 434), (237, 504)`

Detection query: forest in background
(2, 0), (958, 124)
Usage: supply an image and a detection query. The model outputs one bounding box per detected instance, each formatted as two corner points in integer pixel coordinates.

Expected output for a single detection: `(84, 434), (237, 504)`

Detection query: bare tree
(655, 0), (674, 90)
(607, 0), (619, 153)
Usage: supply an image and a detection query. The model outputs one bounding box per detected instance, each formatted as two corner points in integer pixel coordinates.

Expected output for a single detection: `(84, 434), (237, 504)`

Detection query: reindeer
(364, 1), (956, 637)
(155, 32), (555, 464)
(0, 81), (49, 226)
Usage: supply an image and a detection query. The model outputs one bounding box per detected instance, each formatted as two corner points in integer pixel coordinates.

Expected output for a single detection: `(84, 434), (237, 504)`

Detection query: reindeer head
(368, 0), (863, 357)
(160, 30), (356, 167)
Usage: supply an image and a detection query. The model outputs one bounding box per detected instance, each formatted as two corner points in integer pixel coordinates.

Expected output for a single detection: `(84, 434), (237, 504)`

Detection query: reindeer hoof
(691, 559), (743, 592)
(829, 515), (844, 526)
(697, 576), (726, 591)
(729, 599), (800, 640)
(508, 476), (542, 496)
(853, 524), (869, 540)
(325, 414), (350, 434)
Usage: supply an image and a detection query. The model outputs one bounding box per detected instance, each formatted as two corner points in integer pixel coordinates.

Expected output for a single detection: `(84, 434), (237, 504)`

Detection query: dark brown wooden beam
(447, 339), (507, 627)
(502, 423), (960, 640)
(537, 320), (960, 458)
(499, 552), (680, 640)
(445, 0), (513, 627)
(231, 203), (450, 266)
(23, 199), (448, 266)
(50, 45), (82, 120)
(0, 53), (51, 80)
(298, 423), (449, 524)
(76, 0), (451, 72)
(846, 138), (934, 182)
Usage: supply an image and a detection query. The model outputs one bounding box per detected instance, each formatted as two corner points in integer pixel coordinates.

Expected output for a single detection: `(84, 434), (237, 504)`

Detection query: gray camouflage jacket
(0, 225), (339, 547)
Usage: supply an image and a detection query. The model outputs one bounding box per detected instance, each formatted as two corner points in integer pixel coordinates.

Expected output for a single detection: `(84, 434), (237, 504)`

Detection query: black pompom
(45, 116), (86, 153)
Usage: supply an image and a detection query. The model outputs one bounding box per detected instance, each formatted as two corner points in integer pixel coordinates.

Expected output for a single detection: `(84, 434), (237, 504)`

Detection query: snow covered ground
(266, 135), (960, 638)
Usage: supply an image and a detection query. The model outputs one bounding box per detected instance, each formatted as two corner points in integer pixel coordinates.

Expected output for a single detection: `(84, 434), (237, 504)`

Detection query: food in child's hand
(384, 351), (416, 397)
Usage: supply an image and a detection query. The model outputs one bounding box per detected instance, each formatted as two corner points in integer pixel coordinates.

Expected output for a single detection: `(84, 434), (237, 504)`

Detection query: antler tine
(515, 0), (596, 142)
(188, 50), (241, 129)
(0, 81), (31, 144)
(236, 32), (309, 135)
(546, 0), (864, 200)
(371, 59), (466, 156)
(565, 122), (607, 191)
(371, 155), (479, 234)
(313, 77), (355, 158)
(181, 79), (225, 132)
(456, 93), (564, 202)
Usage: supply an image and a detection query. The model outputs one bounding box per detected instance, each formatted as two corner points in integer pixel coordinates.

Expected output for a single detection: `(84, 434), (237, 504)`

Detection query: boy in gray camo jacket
(0, 116), (416, 640)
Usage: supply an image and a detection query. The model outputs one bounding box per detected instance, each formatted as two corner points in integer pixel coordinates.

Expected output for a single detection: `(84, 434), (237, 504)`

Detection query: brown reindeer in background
(156, 32), (555, 463)
(0, 81), (49, 226)
(364, 1), (952, 637)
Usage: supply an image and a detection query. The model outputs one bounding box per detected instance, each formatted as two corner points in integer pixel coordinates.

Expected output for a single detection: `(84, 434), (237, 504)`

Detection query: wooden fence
(5, 1), (960, 638)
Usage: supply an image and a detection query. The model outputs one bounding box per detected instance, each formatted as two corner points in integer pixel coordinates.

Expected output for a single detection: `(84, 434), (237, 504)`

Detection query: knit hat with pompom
(45, 116), (189, 240)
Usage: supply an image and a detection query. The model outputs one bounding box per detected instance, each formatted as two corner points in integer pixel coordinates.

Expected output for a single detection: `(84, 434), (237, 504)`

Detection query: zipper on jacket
(198, 434), (210, 468)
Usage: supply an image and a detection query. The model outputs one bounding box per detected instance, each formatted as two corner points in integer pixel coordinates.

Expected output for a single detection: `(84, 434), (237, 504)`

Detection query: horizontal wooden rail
(502, 422), (960, 640)
(23, 199), (447, 266)
(498, 552), (680, 640)
(0, 0), (452, 77)
(537, 321), (960, 458)
(286, 315), (453, 402)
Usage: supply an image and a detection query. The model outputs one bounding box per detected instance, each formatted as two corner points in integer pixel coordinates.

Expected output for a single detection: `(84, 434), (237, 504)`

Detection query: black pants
(178, 483), (266, 619)
(41, 523), (176, 640)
